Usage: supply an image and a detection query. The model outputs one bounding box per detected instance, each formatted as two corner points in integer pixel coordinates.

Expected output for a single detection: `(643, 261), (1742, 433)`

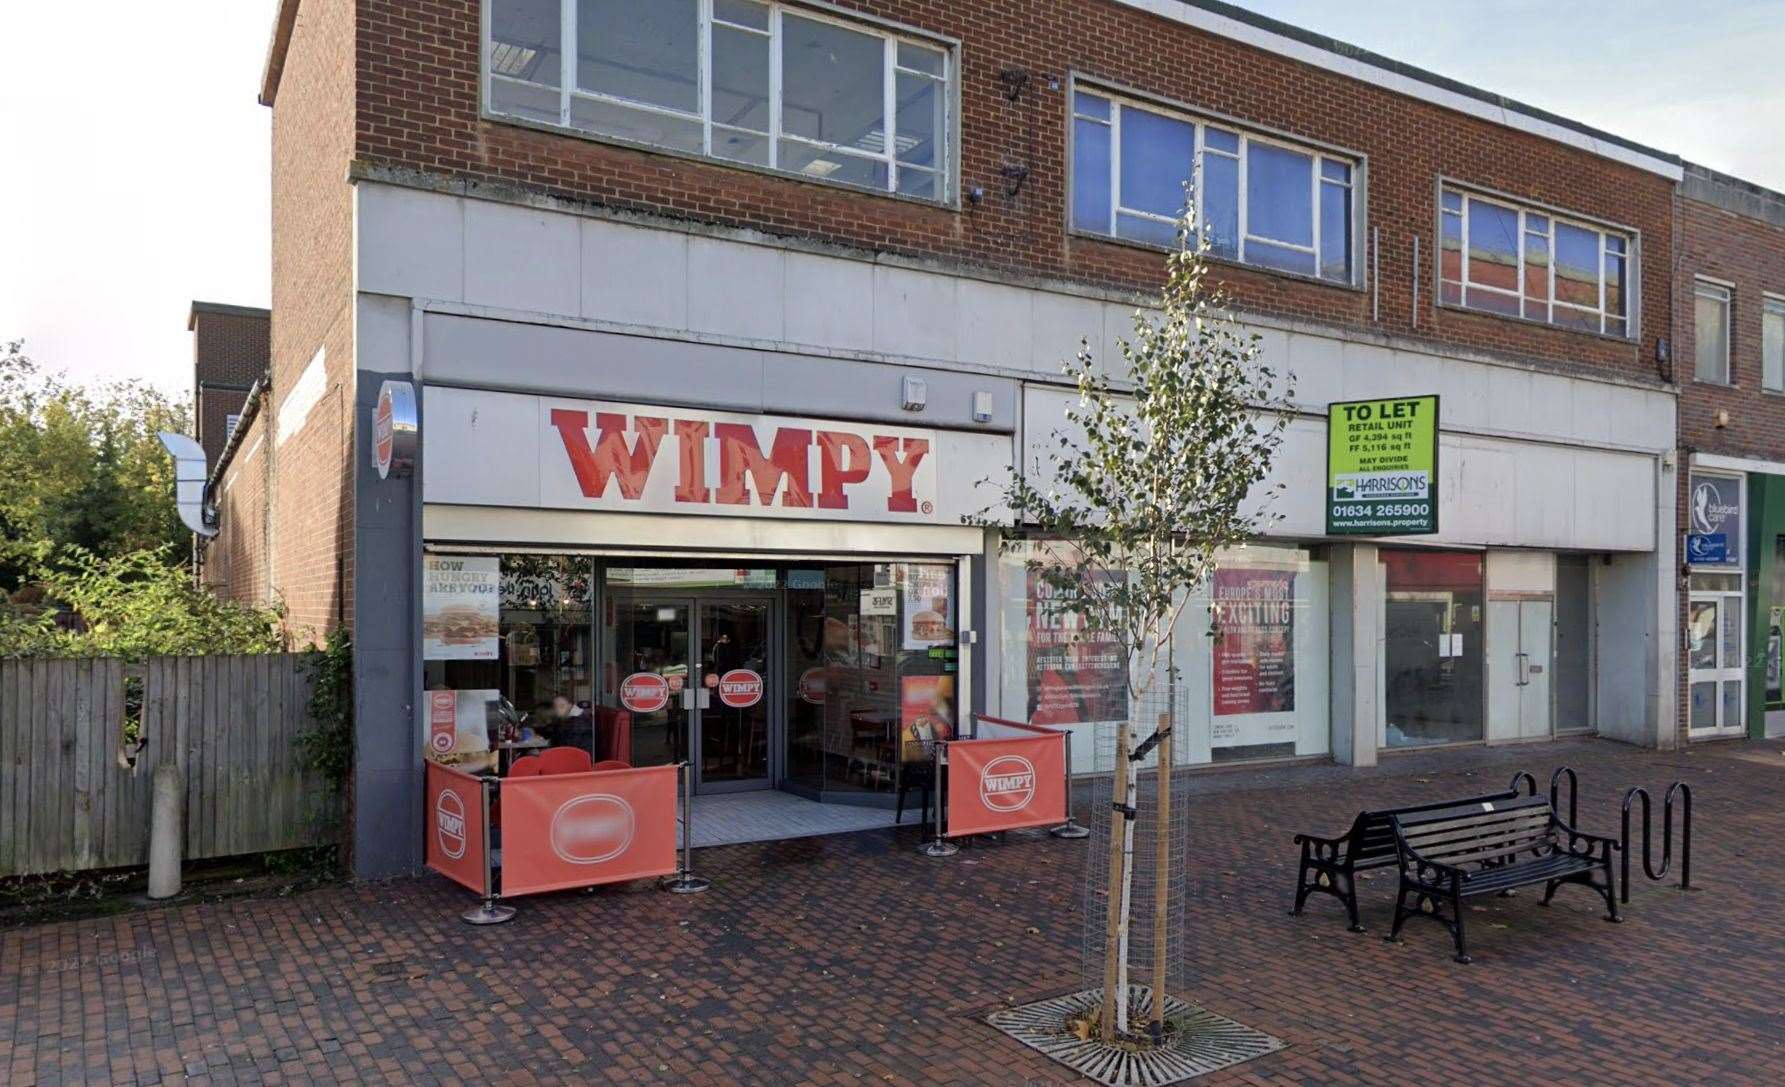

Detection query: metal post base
(660, 872), (711, 894)
(920, 838), (960, 858)
(1051, 820), (1091, 839)
(462, 900), (516, 925)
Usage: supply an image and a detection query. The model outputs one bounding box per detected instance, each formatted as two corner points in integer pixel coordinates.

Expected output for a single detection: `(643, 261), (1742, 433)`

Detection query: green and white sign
(1326, 395), (1439, 535)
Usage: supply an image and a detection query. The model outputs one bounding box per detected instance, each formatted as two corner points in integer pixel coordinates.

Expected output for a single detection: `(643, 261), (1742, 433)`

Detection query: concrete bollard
(147, 763), (184, 900)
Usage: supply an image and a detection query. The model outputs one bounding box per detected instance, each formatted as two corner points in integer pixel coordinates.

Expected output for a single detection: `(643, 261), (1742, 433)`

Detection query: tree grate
(986, 986), (1283, 1087)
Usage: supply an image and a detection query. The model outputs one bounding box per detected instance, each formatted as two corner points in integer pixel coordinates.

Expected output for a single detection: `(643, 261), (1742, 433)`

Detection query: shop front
(1691, 457), (1785, 741)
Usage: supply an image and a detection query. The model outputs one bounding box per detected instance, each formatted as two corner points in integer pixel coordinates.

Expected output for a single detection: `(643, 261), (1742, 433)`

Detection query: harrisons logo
(1332, 470), (1429, 501)
(979, 755), (1037, 814)
(550, 794), (636, 865)
(434, 789), (467, 860)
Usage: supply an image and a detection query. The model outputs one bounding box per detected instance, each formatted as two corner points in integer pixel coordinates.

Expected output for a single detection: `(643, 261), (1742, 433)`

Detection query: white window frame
(482, 0), (956, 204)
(1694, 277), (1733, 385)
(1068, 79), (1362, 288)
(1438, 182), (1638, 340)
(1762, 293), (1785, 393)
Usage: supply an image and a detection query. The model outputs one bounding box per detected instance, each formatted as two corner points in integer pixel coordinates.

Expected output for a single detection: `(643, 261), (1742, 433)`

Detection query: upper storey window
(1071, 86), (1358, 286)
(486, 0), (953, 202)
(1439, 186), (1635, 339)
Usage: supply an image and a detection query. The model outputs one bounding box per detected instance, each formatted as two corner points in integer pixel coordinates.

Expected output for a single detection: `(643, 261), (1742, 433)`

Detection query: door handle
(1515, 652), (1529, 687)
(697, 688), (711, 709)
(680, 687), (694, 710)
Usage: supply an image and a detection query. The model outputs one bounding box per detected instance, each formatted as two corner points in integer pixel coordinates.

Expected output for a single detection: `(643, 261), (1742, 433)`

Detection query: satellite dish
(158, 432), (217, 537)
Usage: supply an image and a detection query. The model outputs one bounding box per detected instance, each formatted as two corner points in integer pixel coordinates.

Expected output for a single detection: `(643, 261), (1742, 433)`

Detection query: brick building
(211, 0), (1699, 876)
(1673, 164), (1785, 741)
(187, 302), (269, 470)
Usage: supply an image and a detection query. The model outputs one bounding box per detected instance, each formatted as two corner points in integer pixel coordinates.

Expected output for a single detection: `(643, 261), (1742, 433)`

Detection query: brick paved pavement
(2, 736), (1781, 1085)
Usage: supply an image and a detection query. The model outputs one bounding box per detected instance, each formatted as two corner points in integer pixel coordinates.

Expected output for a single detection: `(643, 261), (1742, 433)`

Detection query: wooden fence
(0, 654), (330, 878)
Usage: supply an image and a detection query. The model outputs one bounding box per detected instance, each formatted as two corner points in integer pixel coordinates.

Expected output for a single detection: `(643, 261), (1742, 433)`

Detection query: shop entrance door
(1487, 598), (1553, 741)
(1687, 591), (1746, 738)
(693, 598), (775, 793)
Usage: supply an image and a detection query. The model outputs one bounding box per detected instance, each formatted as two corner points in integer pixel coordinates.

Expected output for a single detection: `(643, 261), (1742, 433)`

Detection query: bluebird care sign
(1326, 396), (1439, 535)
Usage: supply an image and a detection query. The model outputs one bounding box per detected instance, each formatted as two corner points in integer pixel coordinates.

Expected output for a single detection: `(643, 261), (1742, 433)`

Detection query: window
(486, 0), (952, 202)
(1071, 87), (1355, 284)
(1439, 185), (1634, 337)
(225, 413), (241, 442)
(1764, 296), (1785, 393)
(1695, 279), (1731, 383)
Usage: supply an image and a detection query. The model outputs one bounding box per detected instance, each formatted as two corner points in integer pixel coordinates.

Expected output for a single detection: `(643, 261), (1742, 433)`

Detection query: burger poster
(423, 555), (500, 660)
(1025, 568), (1126, 726)
(1210, 568), (1296, 721)
(901, 565), (955, 650)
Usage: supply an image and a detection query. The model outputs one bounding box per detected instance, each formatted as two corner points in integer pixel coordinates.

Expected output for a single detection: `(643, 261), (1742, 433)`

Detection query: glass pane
(699, 600), (771, 783)
(897, 41), (945, 77)
(1318, 179), (1350, 281)
(491, 76), (561, 124)
(895, 71), (942, 167)
(777, 139), (890, 190)
(1465, 286), (1521, 317)
(604, 600), (690, 767)
(1605, 251), (1626, 320)
(576, 0), (698, 113)
(1116, 212), (1179, 248)
(1722, 594), (1743, 668)
(1440, 209), (1462, 294)
(781, 13), (886, 152)
(714, 0), (768, 30)
(896, 164), (938, 200)
(1689, 681), (1716, 728)
(1440, 188), (1463, 214)
(1247, 238), (1318, 277)
(1723, 680), (1744, 732)
(1523, 229), (1550, 306)
(1466, 199), (1519, 293)
(712, 125), (770, 166)
(1246, 142), (1314, 246)
(1550, 304), (1600, 333)
(1074, 90), (1111, 122)
(1688, 599), (1718, 670)
(490, 0), (563, 86)
(1553, 222), (1601, 308)
(712, 24), (770, 134)
(1200, 148), (1239, 258)
(1073, 117), (1112, 233)
(1382, 550), (1484, 747)
(1204, 125), (1239, 154)
(1118, 106), (1194, 219)
(569, 95), (702, 152)
(1320, 158), (1350, 184)
(1764, 305), (1785, 391)
(1696, 289), (1730, 382)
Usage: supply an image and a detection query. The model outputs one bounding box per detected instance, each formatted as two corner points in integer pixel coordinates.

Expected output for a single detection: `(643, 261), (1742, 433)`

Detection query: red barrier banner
(426, 761), (489, 894)
(946, 729), (1067, 837)
(498, 764), (678, 897)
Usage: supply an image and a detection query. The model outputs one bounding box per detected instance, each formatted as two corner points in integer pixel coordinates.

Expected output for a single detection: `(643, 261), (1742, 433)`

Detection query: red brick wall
(269, 0), (358, 644)
(191, 307), (270, 466)
(355, 0), (1673, 381)
(203, 407), (272, 608)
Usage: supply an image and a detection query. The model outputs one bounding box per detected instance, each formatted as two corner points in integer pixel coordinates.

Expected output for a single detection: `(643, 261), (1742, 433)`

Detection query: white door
(1687, 592), (1746, 737)
(1516, 600), (1553, 740)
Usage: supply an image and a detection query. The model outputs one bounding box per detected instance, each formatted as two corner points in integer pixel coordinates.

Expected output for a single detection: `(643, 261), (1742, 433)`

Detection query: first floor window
(487, 0), (953, 202)
(1695, 279), (1731, 384)
(1071, 86), (1355, 285)
(1440, 185), (1634, 338)
(1763, 296), (1785, 392)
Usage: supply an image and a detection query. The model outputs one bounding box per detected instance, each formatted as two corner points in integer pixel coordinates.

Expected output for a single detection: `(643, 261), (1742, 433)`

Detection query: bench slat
(1402, 811), (1552, 851)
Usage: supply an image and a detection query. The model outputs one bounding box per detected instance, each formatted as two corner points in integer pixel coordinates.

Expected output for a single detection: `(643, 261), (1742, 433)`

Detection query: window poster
(1211, 567), (1297, 729)
(900, 675), (956, 753)
(1026, 567), (1127, 726)
(901, 565), (956, 650)
(424, 555), (500, 660)
(422, 688), (497, 773)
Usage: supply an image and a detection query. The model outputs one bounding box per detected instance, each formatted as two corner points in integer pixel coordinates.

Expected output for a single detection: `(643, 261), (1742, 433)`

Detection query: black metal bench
(1291, 776), (1528, 932)
(1387, 793), (1620, 963)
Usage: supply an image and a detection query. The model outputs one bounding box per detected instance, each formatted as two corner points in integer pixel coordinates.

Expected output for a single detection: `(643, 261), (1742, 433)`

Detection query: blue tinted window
(1246, 143), (1313, 247)
(1119, 107), (1194, 219)
(1074, 91), (1110, 122)
(1204, 126), (1239, 155)
(1319, 180), (1350, 281)
(1073, 116), (1112, 233)
(1201, 150), (1239, 258)
(1553, 222), (1600, 308)
(1467, 200), (1520, 294)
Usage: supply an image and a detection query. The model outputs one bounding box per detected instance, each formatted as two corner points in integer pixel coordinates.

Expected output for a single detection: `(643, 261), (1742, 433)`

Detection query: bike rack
(1620, 782), (1692, 904)
(1509, 770), (1537, 796)
(1549, 766), (1578, 826)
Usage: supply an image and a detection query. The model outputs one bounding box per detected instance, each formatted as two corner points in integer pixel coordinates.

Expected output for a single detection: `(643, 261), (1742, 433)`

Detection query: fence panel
(0, 653), (328, 877)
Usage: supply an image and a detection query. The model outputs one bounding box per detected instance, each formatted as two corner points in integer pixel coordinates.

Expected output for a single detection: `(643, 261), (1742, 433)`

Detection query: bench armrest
(1393, 838), (1467, 884)
(1554, 817), (1617, 853)
(1293, 829), (1350, 866)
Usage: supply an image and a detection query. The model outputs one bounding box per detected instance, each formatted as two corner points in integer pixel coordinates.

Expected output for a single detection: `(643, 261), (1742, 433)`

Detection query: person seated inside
(551, 694), (595, 755)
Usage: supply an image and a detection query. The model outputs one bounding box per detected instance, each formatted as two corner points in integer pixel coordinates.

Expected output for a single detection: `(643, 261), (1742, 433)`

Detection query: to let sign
(1326, 395), (1439, 536)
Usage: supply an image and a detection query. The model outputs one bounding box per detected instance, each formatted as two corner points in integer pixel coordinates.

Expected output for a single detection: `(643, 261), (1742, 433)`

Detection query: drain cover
(986, 987), (1282, 1086)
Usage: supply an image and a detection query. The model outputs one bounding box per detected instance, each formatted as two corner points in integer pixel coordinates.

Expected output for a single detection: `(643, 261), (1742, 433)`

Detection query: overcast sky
(3, 1), (1782, 399)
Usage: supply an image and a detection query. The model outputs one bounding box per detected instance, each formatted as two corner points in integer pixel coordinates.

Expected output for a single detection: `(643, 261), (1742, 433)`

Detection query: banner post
(463, 777), (515, 925)
(1050, 730), (1090, 839)
(661, 761), (711, 894)
(919, 739), (959, 857)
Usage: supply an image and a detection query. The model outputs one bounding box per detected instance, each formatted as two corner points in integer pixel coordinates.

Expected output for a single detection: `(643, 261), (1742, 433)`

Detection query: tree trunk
(1150, 713), (1172, 1038)
(1099, 724), (1131, 1043)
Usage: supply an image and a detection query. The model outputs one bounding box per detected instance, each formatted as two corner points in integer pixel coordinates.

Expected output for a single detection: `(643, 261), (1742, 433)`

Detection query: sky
(2, 1), (1783, 399)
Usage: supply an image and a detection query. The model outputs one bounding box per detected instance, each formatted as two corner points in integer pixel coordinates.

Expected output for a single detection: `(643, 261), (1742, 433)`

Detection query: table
(493, 737), (548, 775)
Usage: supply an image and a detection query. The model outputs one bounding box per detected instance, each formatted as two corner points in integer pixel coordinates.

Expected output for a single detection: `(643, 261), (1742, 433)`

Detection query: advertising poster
(1026, 567), (1127, 726)
(901, 566), (956, 650)
(1211, 568), (1296, 725)
(899, 674), (956, 749)
(422, 688), (497, 772)
(423, 555), (500, 660)
(1686, 472), (1742, 570)
(1327, 395), (1439, 535)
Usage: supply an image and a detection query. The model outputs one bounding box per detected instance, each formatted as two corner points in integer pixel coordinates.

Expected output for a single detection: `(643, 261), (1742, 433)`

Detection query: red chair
(592, 759), (631, 772)
(596, 707), (633, 764)
(507, 755), (544, 777)
(537, 746), (593, 775)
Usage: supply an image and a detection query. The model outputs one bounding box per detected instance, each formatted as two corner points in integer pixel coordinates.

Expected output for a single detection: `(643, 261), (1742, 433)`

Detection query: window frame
(479, 0), (961, 207)
(1066, 74), (1366, 291)
(1435, 178), (1640, 342)
(1693, 276), (1734, 385)
(1762, 292), (1785, 394)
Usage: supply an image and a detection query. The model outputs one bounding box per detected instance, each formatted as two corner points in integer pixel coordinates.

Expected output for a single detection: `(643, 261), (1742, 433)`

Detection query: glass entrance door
(1688, 591), (1746, 737)
(695, 599), (774, 792)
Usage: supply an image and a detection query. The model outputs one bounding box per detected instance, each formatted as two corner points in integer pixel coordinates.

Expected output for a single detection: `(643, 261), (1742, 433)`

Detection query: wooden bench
(1387, 794), (1620, 963)
(1291, 780), (1528, 932)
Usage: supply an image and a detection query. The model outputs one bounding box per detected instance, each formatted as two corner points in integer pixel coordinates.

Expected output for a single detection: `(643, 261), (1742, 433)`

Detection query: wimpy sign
(541, 398), (941, 522)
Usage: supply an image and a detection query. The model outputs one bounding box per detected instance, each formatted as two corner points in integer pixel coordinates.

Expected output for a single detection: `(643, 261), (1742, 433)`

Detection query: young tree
(983, 219), (1294, 1042)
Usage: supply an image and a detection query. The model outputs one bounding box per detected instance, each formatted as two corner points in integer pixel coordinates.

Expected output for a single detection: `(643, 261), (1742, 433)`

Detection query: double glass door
(1687, 590), (1746, 737)
(612, 595), (777, 793)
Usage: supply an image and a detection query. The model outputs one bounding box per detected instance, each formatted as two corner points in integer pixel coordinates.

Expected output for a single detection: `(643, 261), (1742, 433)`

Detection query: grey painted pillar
(352, 368), (425, 878)
(1328, 543), (1381, 768)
